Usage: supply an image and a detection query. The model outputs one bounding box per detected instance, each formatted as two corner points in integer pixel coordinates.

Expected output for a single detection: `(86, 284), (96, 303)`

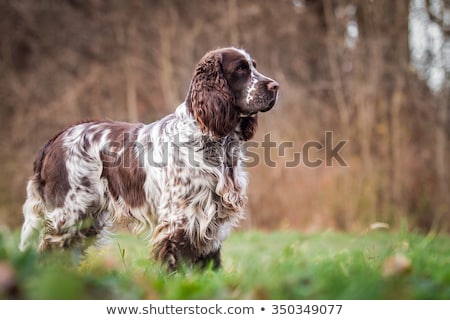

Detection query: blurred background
(0, 0), (448, 232)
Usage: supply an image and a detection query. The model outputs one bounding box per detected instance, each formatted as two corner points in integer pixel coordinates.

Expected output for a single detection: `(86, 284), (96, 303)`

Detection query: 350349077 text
(270, 304), (343, 315)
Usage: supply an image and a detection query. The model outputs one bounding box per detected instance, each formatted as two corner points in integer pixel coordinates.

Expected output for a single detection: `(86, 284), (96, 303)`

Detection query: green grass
(1, 229), (450, 299)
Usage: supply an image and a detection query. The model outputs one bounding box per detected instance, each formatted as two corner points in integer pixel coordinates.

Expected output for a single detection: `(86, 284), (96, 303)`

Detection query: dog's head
(186, 47), (279, 140)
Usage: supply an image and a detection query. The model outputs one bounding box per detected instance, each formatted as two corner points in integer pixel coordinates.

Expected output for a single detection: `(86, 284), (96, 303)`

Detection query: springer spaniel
(19, 47), (279, 270)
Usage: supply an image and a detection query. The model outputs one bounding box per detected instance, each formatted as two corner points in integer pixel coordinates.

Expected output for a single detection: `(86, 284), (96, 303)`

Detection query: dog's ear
(186, 52), (239, 138)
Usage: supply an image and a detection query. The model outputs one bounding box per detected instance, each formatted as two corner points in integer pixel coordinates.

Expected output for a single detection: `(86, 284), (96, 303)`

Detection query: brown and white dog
(19, 47), (279, 270)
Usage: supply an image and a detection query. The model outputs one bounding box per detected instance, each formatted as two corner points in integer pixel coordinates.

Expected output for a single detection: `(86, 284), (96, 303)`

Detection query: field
(1, 229), (450, 299)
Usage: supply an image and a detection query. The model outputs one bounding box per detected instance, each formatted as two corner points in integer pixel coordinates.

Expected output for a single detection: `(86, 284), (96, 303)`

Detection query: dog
(19, 47), (279, 270)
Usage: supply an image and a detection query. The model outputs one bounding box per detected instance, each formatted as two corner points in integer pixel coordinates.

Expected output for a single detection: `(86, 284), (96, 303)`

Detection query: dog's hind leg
(39, 183), (111, 252)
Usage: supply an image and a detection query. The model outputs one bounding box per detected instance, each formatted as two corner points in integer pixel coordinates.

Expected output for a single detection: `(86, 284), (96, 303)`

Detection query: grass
(1, 228), (450, 299)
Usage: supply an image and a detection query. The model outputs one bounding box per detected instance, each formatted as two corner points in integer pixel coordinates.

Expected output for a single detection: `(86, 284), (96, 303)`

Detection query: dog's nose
(267, 80), (279, 92)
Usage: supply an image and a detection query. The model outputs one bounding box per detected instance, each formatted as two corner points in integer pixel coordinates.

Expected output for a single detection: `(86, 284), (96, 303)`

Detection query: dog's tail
(19, 175), (46, 251)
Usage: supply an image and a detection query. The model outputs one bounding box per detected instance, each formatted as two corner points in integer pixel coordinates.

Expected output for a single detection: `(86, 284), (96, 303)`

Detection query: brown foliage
(0, 0), (448, 231)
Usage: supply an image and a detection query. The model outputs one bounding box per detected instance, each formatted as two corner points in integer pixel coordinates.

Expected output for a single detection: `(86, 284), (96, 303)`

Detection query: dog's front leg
(150, 219), (192, 271)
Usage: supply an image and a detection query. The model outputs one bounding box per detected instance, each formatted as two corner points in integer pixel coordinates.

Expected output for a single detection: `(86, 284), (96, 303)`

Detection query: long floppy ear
(238, 116), (258, 141)
(186, 52), (239, 137)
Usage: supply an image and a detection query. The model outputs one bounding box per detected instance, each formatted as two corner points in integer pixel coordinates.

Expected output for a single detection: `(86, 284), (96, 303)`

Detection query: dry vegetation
(0, 0), (448, 231)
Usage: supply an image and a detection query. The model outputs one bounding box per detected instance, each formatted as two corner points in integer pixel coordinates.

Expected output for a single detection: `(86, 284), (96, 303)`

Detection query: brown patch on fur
(35, 133), (70, 208)
(33, 120), (101, 208)
(99, 122), (147, 208)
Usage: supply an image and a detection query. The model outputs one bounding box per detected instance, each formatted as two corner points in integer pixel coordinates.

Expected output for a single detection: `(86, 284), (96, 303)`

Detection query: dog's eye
(236, 63), (249, 73)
